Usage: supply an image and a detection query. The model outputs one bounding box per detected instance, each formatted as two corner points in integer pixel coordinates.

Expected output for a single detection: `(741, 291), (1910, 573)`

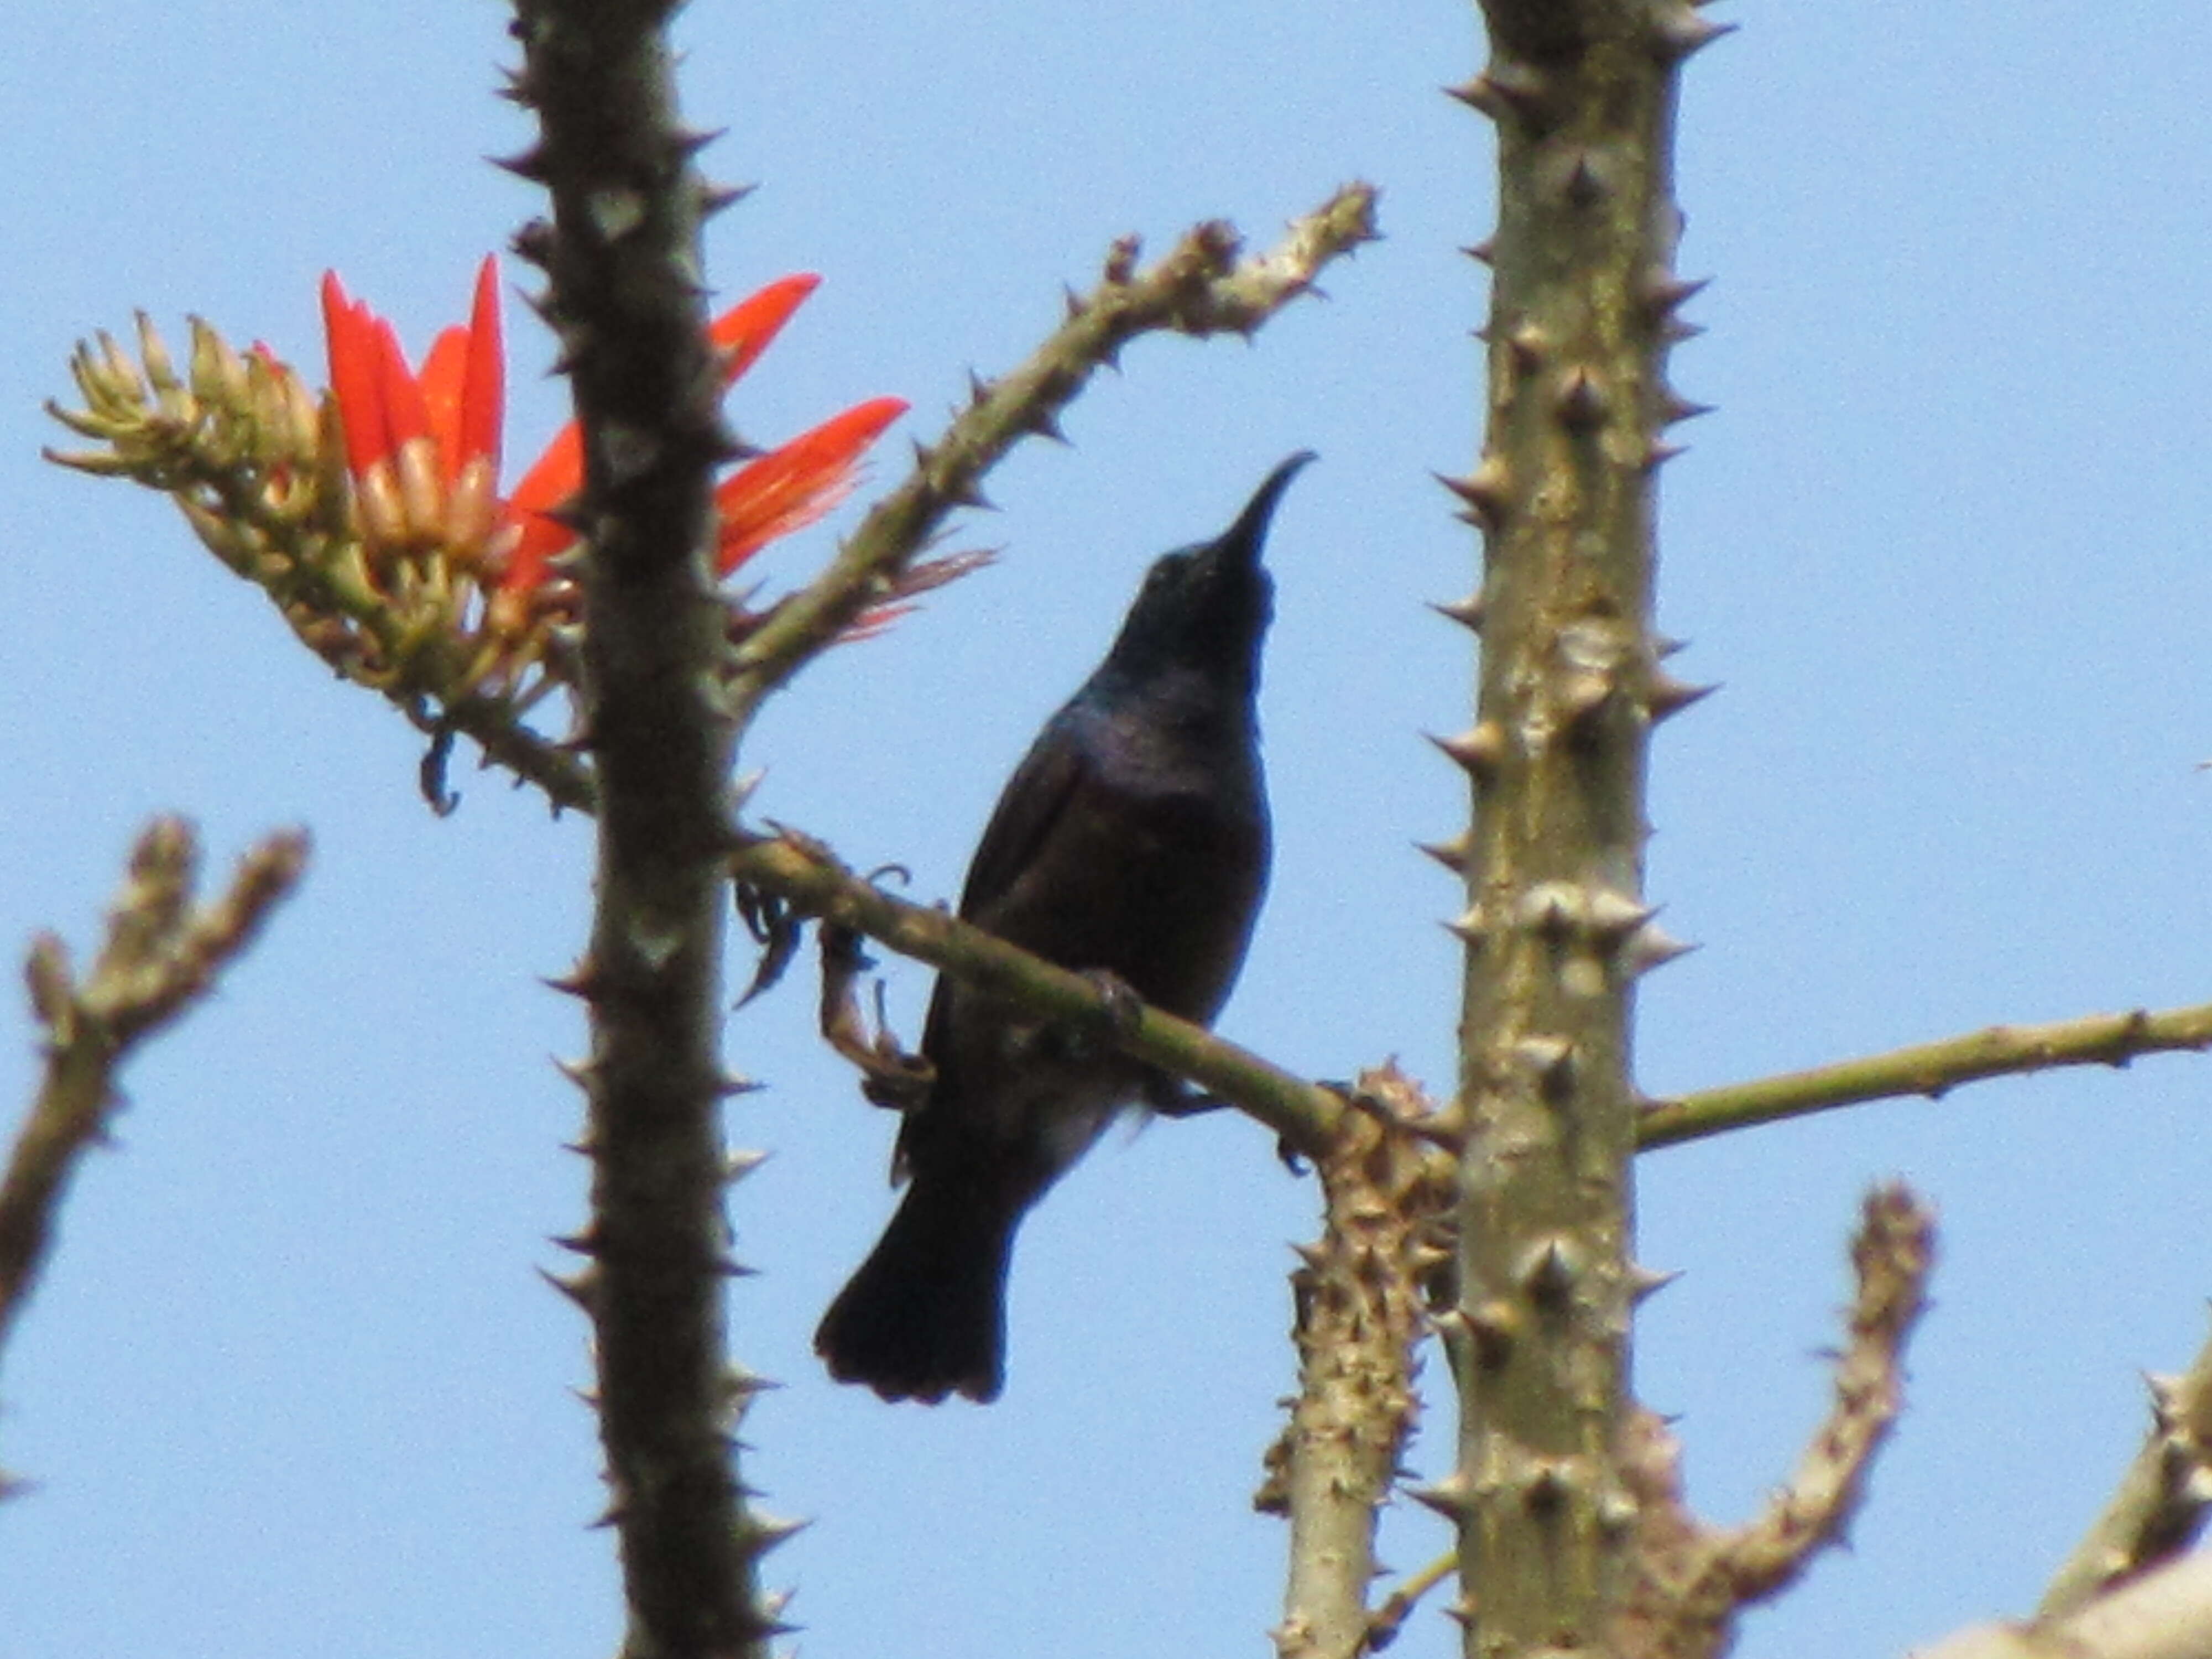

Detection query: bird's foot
(820, 918), (934, 1110)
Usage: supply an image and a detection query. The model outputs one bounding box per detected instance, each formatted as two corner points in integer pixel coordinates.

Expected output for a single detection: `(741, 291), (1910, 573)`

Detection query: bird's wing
(954, 707), (1092, 920)
(893, 711), (1093, 1187)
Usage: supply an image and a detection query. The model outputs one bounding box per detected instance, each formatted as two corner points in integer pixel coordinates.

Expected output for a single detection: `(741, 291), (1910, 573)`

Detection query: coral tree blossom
(320, 257), (906, 635)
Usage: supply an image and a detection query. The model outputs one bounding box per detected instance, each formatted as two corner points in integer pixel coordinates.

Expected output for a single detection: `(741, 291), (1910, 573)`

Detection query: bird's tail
(814, 1174), (1021, 1404)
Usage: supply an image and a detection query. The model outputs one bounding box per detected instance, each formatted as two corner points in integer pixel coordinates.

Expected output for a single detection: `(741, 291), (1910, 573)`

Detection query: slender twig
(751, 848), (2212, 1169)
(1357, 1551), (1459, 1657)
(2042, 1318), (2212, 1616)
(1640, 1001), (2212, 1150)
(505, 2), (780, 1653)
(0, 820), (306, 1380)
(725, 184), (1379, 728)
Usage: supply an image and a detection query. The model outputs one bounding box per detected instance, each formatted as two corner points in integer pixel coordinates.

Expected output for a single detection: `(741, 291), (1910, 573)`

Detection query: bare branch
(1640, 1002), (2212, 1150)
(2042, 1318), (2212, 1616)
(0, 820), (307, 1377)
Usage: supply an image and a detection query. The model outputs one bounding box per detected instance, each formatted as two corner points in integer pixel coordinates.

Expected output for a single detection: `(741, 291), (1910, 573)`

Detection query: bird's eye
(1142, 554), (1190, 598)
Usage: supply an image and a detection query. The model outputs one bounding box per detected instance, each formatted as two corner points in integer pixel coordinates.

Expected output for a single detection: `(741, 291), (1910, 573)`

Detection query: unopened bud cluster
(47, 315), (559, 722)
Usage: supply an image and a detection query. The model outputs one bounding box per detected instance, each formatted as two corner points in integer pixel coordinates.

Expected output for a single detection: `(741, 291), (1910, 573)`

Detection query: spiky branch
(503, 1), (779, 1652)
(1614, 1185), (1936, 1659)
(0, 820), (305, 1400)
(2041, 1316), (2212, 1616)
(726, 184), (1377, 728)
(1433, 1), (1717, 1651)
(1260, 1066), (1455, 1659)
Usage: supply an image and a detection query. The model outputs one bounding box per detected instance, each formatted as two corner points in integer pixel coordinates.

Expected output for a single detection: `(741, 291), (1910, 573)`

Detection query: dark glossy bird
(815, 452), (1312, 1404)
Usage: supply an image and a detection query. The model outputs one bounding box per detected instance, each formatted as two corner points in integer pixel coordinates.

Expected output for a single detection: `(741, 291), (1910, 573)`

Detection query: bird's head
(1099, 451), (1314, 690)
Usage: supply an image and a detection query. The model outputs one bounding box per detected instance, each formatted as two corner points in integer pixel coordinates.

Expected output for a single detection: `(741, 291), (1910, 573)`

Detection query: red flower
(321, 258), (504, 561)
(320, 258), (906, 634)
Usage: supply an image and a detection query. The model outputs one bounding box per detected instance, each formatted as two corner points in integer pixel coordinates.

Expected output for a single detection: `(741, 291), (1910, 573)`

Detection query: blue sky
(4, 3), (2211, 1656)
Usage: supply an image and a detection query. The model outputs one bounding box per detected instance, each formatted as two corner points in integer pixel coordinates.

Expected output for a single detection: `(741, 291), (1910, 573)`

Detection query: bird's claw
(820, 919), (934, 1108)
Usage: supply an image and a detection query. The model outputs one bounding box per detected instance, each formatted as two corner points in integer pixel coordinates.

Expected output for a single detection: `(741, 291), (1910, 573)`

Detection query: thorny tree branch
(724, 182), (1379, 729)
(504, 0), (780, 1652)
(2041, 1317), (2212, 1616)
(1704, 1185), (1933, 1598)
(1640, 1001), (2212, 1150)
(1613, 1184), (1936, 1659)
(1260, 1065), (1455, 1659)
(1439, 0), (1700, 1635)
(0, 820), (307, 1387)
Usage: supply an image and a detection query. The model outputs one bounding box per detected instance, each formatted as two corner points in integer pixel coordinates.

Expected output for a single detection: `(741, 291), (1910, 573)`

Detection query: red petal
(711, 274), (820, 389)
(505, 422), (580, 521)
(498, 422), (583, 593)
(413, 258), (504, 489)
(713, 395), (906, 573)
(371, 317), (431, 450)
(497, 272), (835, 593)
(460, 255), (503, 481)
(321, 271), (387, 481)
(417, 325), (472, 484)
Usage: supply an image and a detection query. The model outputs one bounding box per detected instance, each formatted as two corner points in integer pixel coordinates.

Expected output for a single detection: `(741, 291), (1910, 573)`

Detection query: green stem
(1640, 1001), (2212, 1150)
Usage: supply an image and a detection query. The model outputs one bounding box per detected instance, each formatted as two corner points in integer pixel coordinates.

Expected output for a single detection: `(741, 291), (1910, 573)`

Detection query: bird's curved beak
(1217, 450), (1317, 566)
